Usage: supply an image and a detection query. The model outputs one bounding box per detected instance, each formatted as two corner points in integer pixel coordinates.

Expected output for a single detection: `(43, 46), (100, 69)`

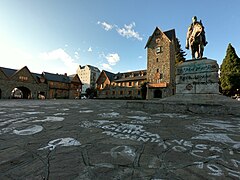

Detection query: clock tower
(145, 27), (176, 99)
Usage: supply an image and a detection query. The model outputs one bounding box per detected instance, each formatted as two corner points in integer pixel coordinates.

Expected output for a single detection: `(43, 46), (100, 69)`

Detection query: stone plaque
(175, 59), (219, 94)
(176, 59), (219, 75)
(176, 72), (219, 84)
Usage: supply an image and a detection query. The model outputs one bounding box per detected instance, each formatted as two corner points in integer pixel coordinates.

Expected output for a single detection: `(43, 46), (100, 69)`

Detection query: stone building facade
(96, 27), (176, 100)
(0, 66), (82, 99)
(145, 27), (176, 99)
(96, 70), (147, 99)
(76, 65), (100, 94)
(42, 72), (82, 99)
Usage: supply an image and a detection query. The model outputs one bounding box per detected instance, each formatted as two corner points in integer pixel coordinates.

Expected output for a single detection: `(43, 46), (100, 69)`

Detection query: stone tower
(145, 27), (176, 99)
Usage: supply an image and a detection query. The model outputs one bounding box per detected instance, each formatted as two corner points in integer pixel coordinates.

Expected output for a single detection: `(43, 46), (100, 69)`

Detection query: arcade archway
(11, 87), (32, 99)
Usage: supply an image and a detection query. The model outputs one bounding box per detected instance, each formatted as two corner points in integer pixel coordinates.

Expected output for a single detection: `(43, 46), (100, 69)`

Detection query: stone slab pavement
(0, 99), (239, 179)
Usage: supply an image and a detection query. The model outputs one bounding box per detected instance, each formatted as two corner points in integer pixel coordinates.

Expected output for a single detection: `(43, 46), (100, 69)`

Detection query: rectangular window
(129, 82), (132, 86)
(120, 91), (123, 95)
(128, 91), (132, 95)
(19, 76), (28, 81)
(156, 46), (163, 54)
(160, 73), (163, 79)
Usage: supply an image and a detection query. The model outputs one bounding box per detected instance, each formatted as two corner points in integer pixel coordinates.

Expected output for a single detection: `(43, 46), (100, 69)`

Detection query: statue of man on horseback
(186, 16), (208, 59)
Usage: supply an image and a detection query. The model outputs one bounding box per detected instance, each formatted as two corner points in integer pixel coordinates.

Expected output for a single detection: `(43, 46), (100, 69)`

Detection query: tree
(175, 38), (186, 65)
(220, 43), (240, 96)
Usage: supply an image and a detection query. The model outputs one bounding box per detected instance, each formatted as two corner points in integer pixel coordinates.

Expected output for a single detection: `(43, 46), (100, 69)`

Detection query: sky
(0, 0), (240, 75)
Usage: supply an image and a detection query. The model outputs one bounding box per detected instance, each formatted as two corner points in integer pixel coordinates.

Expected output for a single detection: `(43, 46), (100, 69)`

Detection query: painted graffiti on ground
(13, 125), (43, 136)
(80, 119), (162, 143)
(54, 113), (68, 116)
(13, 125), (43, 135)
(38, 137), (81, 151)
(32, 116), (64, 122)
(79, 110), (94, 113)
(0, 110), (65, 135)
(187, 119), (240, 150)
(152, 113), (190, 119)
(23, 111), (45, 115)
(0, 117), (38, 127)
(127, 116), (162, 124)
(158, 138), (240, 178)
(102, 123), (162, 143)
(0, 123), (43, 135)
(98, 112), (120, 118)
(184, 118), (240, 178)
(192, 133), (238, 144)
(187, 119), (240, 133)
(127, 116), (151, 121)
(79, 113), (240, 178)
(110, 145), (136, 161)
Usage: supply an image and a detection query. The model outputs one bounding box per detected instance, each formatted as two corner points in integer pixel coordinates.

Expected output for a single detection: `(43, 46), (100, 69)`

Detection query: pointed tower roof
(145, 27), (176, 48)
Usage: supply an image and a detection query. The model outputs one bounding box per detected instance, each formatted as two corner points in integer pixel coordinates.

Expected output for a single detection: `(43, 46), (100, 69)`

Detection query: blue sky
(0, 0), (240, 74)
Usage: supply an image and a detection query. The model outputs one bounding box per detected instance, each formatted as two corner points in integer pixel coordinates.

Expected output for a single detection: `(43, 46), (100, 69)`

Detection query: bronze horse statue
(188, 23), (205, 59)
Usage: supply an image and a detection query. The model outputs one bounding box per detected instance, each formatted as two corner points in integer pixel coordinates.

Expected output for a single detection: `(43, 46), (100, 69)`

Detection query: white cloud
(74, 51), (80, 59)
(101, 63), (112, 70)
(39, 48), (78, 73)
(117, 22), (143, 41)
(105, 53), (120, 66)
(138, 56), (143, 59)
(97, 21), (143, 41)
(0, 37), (78, 74)
(97, 21), (114, 31)
(88, 47), (92, 52)
(99, 52), (120, 71)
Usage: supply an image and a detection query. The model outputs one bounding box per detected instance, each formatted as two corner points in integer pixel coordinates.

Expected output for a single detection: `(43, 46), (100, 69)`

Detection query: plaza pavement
(0, 99), (239, 179)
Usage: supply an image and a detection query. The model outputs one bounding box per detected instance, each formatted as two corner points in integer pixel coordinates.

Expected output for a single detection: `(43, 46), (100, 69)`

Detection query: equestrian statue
(186, 16), (208, 59)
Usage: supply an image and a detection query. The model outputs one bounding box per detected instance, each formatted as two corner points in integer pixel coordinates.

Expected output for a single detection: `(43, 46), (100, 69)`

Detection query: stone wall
(146, 28), (176, 99)
(98, 86), (142, 99)
(147, 31), (172, 84)
(0, 79), (48, 99)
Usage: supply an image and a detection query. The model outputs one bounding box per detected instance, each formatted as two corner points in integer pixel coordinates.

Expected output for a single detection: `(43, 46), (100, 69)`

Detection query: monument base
(176, 58), (219, 94)
(160, 93), (235, 104)
(126, 94), (239, 115)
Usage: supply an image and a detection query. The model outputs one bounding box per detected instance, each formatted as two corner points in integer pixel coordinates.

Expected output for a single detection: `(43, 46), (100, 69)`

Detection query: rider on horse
(186, 16), (207, 52)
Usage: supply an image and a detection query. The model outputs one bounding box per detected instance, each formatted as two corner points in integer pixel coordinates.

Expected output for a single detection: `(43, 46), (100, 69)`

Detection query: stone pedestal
(176, 58), (219, 94)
